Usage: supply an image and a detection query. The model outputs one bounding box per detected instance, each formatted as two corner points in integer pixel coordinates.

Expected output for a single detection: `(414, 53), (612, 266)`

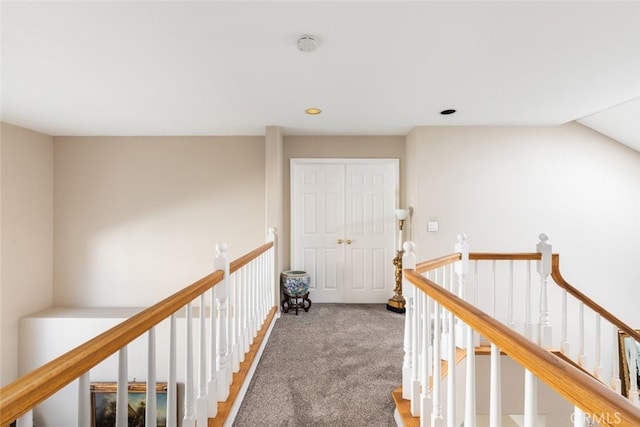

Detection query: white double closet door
(291, 158), (398, 303)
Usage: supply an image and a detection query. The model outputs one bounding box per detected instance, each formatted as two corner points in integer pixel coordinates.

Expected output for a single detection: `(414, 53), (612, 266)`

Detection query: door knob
(346, 239), (352, 245)
(337, 239), (343, 244)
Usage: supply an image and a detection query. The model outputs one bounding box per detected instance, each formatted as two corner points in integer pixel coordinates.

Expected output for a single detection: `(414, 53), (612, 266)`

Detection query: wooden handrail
(404, 269), (640, 426)
(0, 270), (224, 425)
(469, 252), (541, 261)
(415, 253), (461, 273)
(230, 241), (274, 274)
(415, 252), (542, 274)
(1, 240), (276, 425)
(551, 254), (640, 345)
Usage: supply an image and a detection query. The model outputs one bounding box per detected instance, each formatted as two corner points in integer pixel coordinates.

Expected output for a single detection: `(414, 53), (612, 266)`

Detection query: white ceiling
(2, 1), (639, 152)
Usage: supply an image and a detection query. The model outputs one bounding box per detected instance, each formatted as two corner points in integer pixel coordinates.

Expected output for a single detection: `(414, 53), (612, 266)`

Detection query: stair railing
(0, 229), (277, 427)
(400, 234), (640, 427)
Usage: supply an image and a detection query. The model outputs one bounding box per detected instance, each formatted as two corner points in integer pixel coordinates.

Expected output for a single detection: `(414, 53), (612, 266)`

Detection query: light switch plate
(427, 221), (439, 232)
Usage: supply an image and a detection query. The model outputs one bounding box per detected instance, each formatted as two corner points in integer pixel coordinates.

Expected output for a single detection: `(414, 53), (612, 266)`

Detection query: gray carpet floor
(233, 303), (405, 427)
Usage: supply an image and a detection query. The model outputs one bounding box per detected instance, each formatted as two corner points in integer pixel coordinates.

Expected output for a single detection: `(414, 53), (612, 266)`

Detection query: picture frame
(618, 330), (640, 398)
(90, 382), (169, 427)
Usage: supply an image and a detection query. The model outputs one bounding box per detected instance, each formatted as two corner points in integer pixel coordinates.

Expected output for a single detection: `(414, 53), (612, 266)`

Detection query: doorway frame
(290, 157), (400, 302)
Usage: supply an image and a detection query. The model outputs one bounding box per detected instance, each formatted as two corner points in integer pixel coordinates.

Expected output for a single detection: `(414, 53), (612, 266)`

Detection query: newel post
(402, 241), (416, 401)
(454, 233), (469, 348)
(455, 233), (477, 427)
(536, 233), (552, 349)
(214, 242), (231, 400)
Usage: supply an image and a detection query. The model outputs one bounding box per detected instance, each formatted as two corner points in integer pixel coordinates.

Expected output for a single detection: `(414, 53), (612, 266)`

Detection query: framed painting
(91, 382), (169, 427)
(618, 330), (640, 398)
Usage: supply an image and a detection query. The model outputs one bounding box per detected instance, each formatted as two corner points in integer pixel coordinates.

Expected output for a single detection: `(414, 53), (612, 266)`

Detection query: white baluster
(167, 314), (178, 427)
(573, 407), (587, 427)
(611, 325), (622, 394)
(455, 234), (468, 349)
(196, 295), (207, 427)
(116, 347), (128, 427)
(268, 227), (277, 308)
(208, 282), (218, 417)
(561, 289), (569, 355)
(269, 229), (277, 307)
(16, 411), (33, 427)
(402, 243), (416, 403)
(249, 261), (256, 343)
(236, 266), (243, 363)
(508, 260), (515, 330)
(214, 242), (230, 400)
(230, 262), (240, 374)
(77, 372), (90, 427)
(236, 268), (246, 363)
(257, 253), (264, 323)
(536, 233), (552, 348)
(457, 234), (475, 427)
(523, 369), (537, 427)
(490, 343), (502, 427)
(578, 302), (587, 368)
(401, 241), (419, 407)
(147, 327), (157, 427)
(262, 251), (269, 319)
(421, 292), (433, 426)
(491, 260), (497, 320)
(242, 265), (250, 354)
(443, 266), (452, 360)
(594, 314), (602, 380)
(432, 298), (444, 427)
(465, 319), (476, 427)
(411, 284), (421, 416)
(183, 303), (196, 427)
(402, 284), (414, 400)
(263, 251), (269, 319)
(447, 309), (457, 427)
(474, 261), (481, 347)
(525, 261), (533, 341)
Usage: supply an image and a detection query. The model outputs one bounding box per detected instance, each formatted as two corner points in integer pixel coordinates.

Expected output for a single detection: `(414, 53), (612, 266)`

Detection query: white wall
(53, 136), (266, 307)
(407, 122), (640, 327)
(405, 123), (640, 420)
(0, 122), (54, 386)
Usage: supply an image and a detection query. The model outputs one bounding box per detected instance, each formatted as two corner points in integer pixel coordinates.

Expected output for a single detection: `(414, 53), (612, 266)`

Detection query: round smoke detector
(297, 35), (317, 53)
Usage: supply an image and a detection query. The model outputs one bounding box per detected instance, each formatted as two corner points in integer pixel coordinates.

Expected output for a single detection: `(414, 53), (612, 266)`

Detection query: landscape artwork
(91, 382), (168, 427)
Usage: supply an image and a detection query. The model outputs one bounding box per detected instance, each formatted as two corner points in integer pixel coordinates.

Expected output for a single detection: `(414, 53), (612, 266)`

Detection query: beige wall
(1, 123), (54, 386)
(282, 135), (406, 269)
(53, 136), (265, 307)
(407, 123), (640, 329)
(3, 121), (640, 394)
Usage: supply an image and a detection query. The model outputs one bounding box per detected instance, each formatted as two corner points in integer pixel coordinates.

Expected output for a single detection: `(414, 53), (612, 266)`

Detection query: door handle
(346, 239), (352, 245)
(337, 239), (343, 244)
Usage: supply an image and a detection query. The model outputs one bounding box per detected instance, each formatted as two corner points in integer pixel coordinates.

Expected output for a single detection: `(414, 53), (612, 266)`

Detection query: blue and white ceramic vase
(281, 270), (310, 297)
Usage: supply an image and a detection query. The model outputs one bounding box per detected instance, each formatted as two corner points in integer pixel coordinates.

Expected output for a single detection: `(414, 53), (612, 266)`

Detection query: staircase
(393, 348), (467, 427)
(393, 345), (604, 427)
(394, 234), (640, 427)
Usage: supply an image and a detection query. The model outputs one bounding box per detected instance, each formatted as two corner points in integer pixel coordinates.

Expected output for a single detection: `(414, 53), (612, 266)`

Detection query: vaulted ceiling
(2, 1), (639, 152)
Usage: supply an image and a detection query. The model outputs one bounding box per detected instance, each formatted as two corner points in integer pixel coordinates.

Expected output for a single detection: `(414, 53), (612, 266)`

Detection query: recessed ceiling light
(305, 108), (322, 115)
(440, 109), (456, 115)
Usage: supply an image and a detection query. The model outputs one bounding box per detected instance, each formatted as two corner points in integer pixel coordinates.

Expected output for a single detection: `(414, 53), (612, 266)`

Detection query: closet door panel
(292, 162), (345, 302)
(291, 159), (398, 303)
